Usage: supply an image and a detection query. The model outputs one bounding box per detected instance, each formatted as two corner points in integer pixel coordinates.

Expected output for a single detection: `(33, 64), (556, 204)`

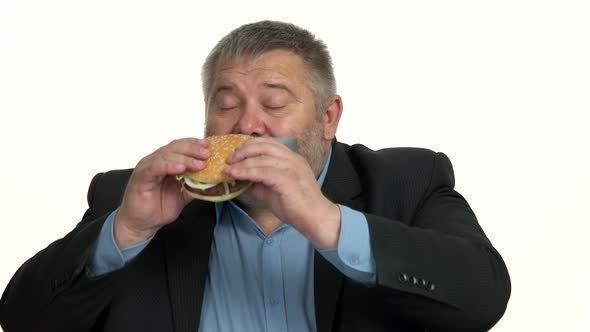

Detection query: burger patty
(184, 180), (250, 196)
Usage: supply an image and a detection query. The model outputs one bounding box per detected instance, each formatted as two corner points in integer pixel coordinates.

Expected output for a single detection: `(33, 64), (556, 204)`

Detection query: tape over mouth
(273, 137), (298, 152)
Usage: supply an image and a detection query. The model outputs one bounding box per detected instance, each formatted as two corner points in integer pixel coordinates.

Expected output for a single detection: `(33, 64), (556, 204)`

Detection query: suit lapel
(163, 200), (216, 332)
(315, 140), (365, 332)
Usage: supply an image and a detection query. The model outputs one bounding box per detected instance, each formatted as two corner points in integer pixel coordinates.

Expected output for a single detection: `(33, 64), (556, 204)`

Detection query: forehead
(214, 49), (307, 85)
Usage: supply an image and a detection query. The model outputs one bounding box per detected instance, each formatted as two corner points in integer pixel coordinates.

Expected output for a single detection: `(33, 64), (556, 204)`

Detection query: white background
(1, 1), (589, 330)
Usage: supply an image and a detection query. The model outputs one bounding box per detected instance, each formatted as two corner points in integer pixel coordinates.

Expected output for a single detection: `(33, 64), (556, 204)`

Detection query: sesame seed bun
(177, 134), (251, 202)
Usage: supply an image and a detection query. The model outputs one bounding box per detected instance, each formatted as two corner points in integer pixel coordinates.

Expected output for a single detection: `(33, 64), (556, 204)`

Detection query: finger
(182, 188), (195, 203)
(226, 156), (314, 189)
(138, 152), (203, 181)
(162, 152), (207, 172)
(164, 138), (210, 160)
(226, 155), (289, 174)
(228, 138), (290, 164)
(225, 165), (285, 188)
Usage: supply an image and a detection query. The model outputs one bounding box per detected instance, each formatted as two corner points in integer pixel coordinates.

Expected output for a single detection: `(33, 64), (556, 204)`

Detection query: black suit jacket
(0, 141), (510, 331)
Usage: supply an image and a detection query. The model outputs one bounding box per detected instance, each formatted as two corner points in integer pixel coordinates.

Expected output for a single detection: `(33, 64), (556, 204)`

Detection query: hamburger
(176, 134), (252, 202)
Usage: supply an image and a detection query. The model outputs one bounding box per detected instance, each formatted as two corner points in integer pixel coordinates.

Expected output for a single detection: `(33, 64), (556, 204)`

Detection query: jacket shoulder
(345, 143), (449, 182)
(349, 144), (438, 164)
(87, 169), (133, 218)
(336, 142), (455, 216)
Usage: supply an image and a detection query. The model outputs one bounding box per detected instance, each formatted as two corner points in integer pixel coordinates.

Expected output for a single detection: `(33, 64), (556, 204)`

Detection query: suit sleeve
(0, 173), (119, 332)
(366, 152), (511, 331)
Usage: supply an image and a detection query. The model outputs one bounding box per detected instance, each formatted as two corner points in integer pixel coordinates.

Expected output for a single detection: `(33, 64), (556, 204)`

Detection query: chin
(234, 188), (267, 209)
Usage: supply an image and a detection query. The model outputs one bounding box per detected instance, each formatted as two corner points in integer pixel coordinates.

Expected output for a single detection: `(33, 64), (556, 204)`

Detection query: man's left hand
(225, 137), (341, 249)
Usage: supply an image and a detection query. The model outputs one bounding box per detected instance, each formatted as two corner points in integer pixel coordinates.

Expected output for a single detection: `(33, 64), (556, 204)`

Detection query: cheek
(205, 115), (234, 135)
(264, 118), (302, 137)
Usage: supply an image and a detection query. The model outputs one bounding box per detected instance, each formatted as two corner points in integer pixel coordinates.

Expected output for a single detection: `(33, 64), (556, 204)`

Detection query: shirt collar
(215, 145), (333, 222)
(316, 145), (332, 188)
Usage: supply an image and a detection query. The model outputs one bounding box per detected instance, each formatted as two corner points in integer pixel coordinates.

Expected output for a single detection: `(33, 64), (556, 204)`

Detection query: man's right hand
(114, 138), (210, 249)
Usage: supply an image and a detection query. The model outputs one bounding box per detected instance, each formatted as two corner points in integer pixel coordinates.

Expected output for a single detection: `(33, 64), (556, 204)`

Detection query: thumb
(182, 189), (195, 204)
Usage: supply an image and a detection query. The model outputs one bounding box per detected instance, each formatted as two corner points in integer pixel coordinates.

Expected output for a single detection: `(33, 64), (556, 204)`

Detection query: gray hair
(201, 20), (336, 118)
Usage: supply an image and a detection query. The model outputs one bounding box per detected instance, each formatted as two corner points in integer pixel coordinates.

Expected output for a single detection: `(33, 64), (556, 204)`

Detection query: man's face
(204, 49), (328, 177)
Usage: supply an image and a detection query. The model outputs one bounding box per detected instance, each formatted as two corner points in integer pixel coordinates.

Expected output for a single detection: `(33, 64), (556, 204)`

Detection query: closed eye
(265, 105), (286, 110)
(219, 106), (238, 111)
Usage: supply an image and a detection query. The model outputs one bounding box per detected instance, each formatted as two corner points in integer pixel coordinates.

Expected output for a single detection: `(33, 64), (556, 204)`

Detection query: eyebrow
(210, 85), (234, 102)
(209, 82), (300, 102)
(262, 82), (298, 100)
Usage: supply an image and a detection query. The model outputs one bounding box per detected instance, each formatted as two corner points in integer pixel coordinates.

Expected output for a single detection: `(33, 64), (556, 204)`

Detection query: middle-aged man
(0, 20), (511, 331)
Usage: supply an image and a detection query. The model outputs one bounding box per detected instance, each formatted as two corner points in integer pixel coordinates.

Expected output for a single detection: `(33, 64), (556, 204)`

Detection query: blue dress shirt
(87, 148), (376, 331)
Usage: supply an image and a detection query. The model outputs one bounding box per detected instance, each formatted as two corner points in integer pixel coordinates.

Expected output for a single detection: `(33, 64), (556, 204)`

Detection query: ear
(322, 95), (343, 140)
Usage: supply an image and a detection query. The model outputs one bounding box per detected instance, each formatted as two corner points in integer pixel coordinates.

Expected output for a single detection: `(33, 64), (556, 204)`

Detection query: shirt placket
(262, 230), (287, 332)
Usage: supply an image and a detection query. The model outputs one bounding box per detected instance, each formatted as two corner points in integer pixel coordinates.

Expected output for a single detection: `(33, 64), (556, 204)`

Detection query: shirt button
(266, 238), (273, 245)
(349, 256), (359, 265)
(270, 298), (279, 305)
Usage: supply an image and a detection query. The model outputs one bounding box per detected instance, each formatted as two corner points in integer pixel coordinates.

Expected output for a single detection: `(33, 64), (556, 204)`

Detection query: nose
(235, 102), (265, 136)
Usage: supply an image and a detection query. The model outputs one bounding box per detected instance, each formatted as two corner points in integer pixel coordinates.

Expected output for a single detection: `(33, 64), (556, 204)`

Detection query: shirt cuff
(319, 205), (376, 286)
(86, 209), (153, 277)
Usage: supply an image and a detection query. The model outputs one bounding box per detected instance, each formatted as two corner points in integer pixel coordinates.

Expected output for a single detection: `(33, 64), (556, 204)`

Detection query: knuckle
(136, 154), (155, 170)
(181, 155), (191, 164)
(155, 144), (168, 155)
(147, 160), (158, 174)
(155, 156), (169, 171)
(136, 156), (148, 167)
(162, 155), (179, 168)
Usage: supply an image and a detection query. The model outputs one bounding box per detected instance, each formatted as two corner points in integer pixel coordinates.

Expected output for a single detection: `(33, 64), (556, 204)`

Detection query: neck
(241, 205), (282, 236)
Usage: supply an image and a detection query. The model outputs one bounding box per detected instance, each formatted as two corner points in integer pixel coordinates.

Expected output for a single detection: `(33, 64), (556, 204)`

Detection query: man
(0, 21), (510, 331)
